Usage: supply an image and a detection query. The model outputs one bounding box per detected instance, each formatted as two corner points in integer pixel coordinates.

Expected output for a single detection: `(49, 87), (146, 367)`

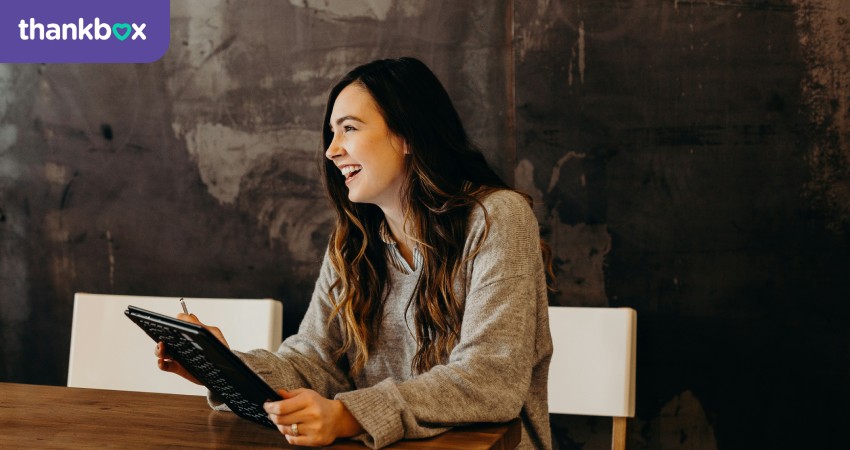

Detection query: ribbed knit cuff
(335, 379), (404, 449)
(206, 390), (232, 411)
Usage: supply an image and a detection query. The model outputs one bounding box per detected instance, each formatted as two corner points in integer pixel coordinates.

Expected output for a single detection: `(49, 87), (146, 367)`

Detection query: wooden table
(0, 383), (520, 449)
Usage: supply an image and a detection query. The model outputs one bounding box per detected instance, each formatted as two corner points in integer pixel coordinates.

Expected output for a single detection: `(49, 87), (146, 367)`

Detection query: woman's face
(326, 83), (407, 211)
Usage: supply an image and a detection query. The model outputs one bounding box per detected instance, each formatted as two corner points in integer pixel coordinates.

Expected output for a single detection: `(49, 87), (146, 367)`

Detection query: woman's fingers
(154, 342), (202, 385)
(264, 391), (309, 429)
(176, 313), (230, 348)
(264, 389), (309, 417)
(153, 313), (231, 384)
(263, 389), (343, 446)
(176, 312), (198, 324)
(280, 388), (304, 398)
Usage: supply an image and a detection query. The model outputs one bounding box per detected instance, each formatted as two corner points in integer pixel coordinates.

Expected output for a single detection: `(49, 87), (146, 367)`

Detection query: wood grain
(612, 416), (627, 450)
(0, 383), (520, 449)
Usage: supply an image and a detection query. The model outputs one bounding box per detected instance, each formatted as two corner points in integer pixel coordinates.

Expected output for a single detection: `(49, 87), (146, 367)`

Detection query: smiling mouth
(340, 165), (362, 183)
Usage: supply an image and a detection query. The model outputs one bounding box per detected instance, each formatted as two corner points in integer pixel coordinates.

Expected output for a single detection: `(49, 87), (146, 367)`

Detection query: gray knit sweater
(209, 190), (553, 449)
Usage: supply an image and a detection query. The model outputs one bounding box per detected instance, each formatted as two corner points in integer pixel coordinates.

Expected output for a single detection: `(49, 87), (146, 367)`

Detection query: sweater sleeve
(208, 251), (354, 409)
(335, 191), (548, 448)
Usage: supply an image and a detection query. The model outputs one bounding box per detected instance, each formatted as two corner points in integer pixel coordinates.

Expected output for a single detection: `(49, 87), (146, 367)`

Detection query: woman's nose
(325, 134), (344, 160)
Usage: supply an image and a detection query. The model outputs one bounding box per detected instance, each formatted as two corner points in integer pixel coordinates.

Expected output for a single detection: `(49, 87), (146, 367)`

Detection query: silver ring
(291, 422), (299, 437)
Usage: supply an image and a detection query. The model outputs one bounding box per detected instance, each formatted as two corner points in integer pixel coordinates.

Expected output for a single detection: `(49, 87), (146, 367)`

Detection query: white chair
(68, 293), (283, 396)
(547, 306), (637, 450)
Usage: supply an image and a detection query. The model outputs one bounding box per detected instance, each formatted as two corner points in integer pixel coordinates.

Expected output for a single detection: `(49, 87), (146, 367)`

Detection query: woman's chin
(347, 191), (363, 203)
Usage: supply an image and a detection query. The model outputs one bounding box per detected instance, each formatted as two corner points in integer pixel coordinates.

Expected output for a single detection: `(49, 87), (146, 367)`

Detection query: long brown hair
(321, 57), (539, 376)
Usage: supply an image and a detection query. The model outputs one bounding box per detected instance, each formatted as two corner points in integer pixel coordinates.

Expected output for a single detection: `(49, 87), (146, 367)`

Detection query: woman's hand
(263, 388), (364, 446)
(154, 313), (230, 385)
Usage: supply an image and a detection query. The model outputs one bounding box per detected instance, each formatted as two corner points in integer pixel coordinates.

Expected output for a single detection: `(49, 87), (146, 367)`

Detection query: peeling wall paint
(515, 156), (610, 306)
(794, 0), (850, 232)
(287, 0), (429, 22)
(290, 0), (393, 21)
(648, 390), (718, 450)
(182, 122), (319, 205)
(0, 124), (16, 154)
(0, 65), (20, 164)
(0, 91), (29, 381)
(0, 64), (39, 384)
(167, 0), (234, 99)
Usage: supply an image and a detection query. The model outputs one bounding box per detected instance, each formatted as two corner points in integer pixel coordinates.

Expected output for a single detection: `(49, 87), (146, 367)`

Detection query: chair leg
(612, 416), (627, 450)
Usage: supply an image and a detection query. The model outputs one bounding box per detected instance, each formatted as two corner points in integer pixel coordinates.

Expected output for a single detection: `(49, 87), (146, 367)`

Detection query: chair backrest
(67, 293), (283, 396)
(547, 306), (637, 449)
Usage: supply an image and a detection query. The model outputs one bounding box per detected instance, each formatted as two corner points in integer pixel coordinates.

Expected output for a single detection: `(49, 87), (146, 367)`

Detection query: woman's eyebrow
(331, 115), (365, 127)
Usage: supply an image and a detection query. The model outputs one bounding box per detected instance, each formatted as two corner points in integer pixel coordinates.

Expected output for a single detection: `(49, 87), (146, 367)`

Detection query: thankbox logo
(19, 18), (147, 42)
(1, 0), (169, 63)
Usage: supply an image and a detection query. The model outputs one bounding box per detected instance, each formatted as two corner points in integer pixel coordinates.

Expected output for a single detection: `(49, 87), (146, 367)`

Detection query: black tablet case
(125, 305), (282, 428)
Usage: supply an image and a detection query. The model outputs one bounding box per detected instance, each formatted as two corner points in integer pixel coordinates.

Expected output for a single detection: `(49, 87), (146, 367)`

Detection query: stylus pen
(179, 298), (189, 315)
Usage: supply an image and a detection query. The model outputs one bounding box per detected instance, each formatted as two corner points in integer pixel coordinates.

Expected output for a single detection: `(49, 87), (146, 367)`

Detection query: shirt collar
(378, 219), (396, 245)
(378, 219), (422, 274)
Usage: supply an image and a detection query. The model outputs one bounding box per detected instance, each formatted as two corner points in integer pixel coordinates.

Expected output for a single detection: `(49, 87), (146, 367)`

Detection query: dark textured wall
(1, 1), (848, 449)
(513, 1), (849, 449)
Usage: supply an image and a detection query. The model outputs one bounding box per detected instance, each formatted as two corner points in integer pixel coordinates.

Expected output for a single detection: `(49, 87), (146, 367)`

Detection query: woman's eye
(344, 125), (356, 132)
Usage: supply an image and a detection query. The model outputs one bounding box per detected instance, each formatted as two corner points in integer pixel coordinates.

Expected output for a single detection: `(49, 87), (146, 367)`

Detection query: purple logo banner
(0, 0), (170, 63)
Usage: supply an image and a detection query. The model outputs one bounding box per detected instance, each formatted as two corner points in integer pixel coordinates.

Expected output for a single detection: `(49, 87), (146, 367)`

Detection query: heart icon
(112, 23), (131, 41)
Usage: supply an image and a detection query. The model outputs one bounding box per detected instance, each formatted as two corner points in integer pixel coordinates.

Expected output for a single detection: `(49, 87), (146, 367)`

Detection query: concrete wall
(1, 1), (848, 448)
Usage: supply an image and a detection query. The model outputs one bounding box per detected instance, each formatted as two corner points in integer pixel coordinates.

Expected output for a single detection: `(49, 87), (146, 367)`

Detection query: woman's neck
(381, 206), (417, 267)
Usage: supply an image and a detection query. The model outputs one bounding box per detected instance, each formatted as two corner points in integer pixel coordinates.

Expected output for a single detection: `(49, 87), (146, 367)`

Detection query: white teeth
(340, 165), (362, 177)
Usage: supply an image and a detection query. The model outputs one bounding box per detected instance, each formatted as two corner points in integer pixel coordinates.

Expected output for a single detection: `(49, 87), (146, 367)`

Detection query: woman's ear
(404, 141), (411, 155)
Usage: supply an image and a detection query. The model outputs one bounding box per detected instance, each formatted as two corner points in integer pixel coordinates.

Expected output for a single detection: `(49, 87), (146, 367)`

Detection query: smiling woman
(325, 84), (408, 217)
(156, 57), (554, 450)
